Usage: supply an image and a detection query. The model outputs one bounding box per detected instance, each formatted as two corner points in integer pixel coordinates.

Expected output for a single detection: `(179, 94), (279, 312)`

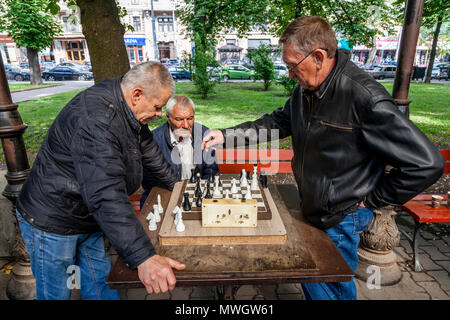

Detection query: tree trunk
(26, 47), (42, 85)
(424, 14), (443, 84)
(366, 36), (378, 66)
(76, 0), (129, 83)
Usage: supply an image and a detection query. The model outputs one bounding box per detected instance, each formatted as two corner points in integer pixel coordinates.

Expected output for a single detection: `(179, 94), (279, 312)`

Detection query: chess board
(176, 177), (272, 220)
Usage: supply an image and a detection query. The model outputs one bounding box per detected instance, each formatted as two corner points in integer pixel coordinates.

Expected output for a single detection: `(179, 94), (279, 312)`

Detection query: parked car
(43, 66), (93, 81)
(220, 64), (254, 81)
(438, 64), (450, 80)
(40, 61), (56, 72)
(19, 62), (29, 69)
(274, 63), (287, 78)
(366, 65), (396, 80)
(169, 66), (191, 80)
(84, 61), (92, 72)
(6, 66), (31, 81)
(57, 61), (90, 72)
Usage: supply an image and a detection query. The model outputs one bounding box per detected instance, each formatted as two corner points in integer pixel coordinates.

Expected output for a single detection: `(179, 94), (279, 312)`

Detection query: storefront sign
(124, 38), (146, 46)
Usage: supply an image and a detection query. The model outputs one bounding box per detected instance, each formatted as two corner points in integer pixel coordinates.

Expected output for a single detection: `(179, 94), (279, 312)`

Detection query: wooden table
(107, 177), (353, 290)
(399, 194), (450, 272)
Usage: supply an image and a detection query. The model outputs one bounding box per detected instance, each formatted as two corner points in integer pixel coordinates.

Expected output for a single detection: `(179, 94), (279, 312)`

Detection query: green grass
(0, 81), (448, 167)
(8, 83), (59, 92)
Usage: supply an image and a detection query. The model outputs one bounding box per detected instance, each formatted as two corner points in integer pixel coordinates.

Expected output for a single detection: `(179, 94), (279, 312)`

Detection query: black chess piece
(259, 170), (268, 188)
(208, 168), (214, 184)
(204, 181), (212, 199)
(196, 195), (202, 207)
(195, 179), (202, 198)
(183, 192), (192, 211)
(189, 168), (196, 183)
(195, 172), (201, 183)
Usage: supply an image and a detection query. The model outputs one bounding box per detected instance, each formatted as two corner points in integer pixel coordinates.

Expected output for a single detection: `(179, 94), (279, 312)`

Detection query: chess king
(141, 95), (219, 208)
(202, 17), (444, 300)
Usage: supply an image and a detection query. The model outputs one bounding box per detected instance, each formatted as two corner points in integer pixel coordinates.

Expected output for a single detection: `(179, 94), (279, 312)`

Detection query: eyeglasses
(286, 51), (313, 73)
(286, 48), (328, 73)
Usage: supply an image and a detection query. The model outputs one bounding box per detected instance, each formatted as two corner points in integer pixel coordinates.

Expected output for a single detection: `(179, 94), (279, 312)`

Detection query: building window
(127, 45), (144, 64)
(248, 39), (270, 49)
(158, 17), (173, 33)
(133, 16), (142, 32)
(65, 41), (85, 62)
(226, 39), (236, 46)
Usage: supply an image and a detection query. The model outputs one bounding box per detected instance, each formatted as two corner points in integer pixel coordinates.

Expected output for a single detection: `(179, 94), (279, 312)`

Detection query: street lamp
(0, 54), (35, 299)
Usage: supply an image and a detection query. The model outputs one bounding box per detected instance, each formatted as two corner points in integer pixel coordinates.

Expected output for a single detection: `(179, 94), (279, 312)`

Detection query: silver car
(367, 65), (396, 80)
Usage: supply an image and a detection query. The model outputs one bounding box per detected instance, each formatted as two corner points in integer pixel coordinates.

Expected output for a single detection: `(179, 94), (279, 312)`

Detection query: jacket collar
(114, 77), (141, 133)
(303, 49), (350, 100)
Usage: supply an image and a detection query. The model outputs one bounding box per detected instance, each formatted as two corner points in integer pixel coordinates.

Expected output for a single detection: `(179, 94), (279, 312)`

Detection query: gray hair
(166, 95), (195, 116)
(279, 16), (337, 59)
(121, 61), (175, 98)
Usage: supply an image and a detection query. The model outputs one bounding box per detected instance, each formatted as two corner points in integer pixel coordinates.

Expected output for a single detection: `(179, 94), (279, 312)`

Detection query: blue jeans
(16, 210), (120, 300)
(301, 206), (373, 300)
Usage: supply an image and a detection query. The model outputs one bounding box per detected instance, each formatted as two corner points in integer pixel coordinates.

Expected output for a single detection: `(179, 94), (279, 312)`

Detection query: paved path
(10, 80), (94, 103)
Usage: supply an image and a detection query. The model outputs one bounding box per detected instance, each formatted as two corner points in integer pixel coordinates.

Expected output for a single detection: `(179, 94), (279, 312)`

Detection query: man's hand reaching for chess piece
(202, 130), (224, 151)
(138, 255), (186, 294)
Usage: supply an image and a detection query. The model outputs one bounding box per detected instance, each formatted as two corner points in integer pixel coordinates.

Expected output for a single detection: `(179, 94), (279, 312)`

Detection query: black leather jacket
(223, 49), (444, 229)
(17, 77), (178, 269)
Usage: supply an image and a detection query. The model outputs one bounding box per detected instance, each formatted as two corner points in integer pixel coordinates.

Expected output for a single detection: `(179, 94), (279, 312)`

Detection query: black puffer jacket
(223, 49), (444, 229)
(17, 77), (178, 269)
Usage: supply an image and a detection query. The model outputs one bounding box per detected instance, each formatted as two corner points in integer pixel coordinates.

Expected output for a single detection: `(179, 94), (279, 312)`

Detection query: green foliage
(0, 0), (62, 51)
(192, 34), (217, 99)
(265, 0), (395, 48)
(276, 75), (297, 96)
(247, 44), (275, 91)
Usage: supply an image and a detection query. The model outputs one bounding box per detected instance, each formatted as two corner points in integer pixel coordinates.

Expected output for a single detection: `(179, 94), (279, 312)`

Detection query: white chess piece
(224, 190), (230, 199)
(148, 212), (157, 231)
(230, 178), (238, 194)
(153, 204), (161, 222)
(240, 171), (248, 187)
(213, 181), (221, 198)
(240, 169), (246, 182)
(245, 186), (252, 200)
(157, 194), (163, 214)
(172, 206), (181, 225)
(251, 174), (259, 190)
(176, 215), (185, 232)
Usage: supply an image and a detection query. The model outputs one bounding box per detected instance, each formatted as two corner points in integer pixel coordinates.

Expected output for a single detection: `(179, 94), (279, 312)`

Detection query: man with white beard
(140, 95), (219, 208)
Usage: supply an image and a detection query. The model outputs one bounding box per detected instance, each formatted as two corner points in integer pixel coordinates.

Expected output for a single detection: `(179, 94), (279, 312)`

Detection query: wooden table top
(401, 194), (450, 223)
(107, 177), (353, 289)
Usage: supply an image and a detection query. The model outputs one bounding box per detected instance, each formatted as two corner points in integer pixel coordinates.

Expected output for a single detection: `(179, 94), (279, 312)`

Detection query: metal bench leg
(412, 221), (424, 272)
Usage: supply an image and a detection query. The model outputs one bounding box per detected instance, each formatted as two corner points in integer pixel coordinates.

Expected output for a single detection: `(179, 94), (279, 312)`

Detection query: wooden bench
(129, 148), (294, 215)
(399, 149), (450, 272)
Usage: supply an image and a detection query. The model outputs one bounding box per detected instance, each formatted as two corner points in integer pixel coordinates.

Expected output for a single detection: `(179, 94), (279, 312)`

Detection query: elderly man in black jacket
(16, 62), (185, 299)
(203, 17), (444, 300)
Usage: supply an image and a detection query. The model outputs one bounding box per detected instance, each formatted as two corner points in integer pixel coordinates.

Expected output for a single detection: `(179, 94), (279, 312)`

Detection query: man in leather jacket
(16, 62), (185, 299)
(202, 17), (444, 300)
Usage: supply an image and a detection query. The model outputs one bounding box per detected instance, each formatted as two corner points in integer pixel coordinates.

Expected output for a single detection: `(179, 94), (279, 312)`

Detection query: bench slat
(218, 162), (293, 173)
(216, 149), (293, 161)
(401, 200), (450, 223)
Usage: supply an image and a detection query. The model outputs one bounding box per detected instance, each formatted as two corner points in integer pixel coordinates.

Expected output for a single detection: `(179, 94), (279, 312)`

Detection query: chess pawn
(189, 169), (196, 183)
(176, 216), (185, 232)
(196, 196), (202, 207)
(182, 192), (192, 211)
(224, 190), (230, 199)
(157, 194), (163, 214)
(245, 186), (252, 200)
(153, 204), (161, 222)
(148, 212), (157, 231)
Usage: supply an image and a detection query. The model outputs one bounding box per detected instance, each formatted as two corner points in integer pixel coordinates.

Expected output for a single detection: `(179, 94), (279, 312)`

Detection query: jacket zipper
(301, 95), (314, 190)
(319, 120), (353, 131)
